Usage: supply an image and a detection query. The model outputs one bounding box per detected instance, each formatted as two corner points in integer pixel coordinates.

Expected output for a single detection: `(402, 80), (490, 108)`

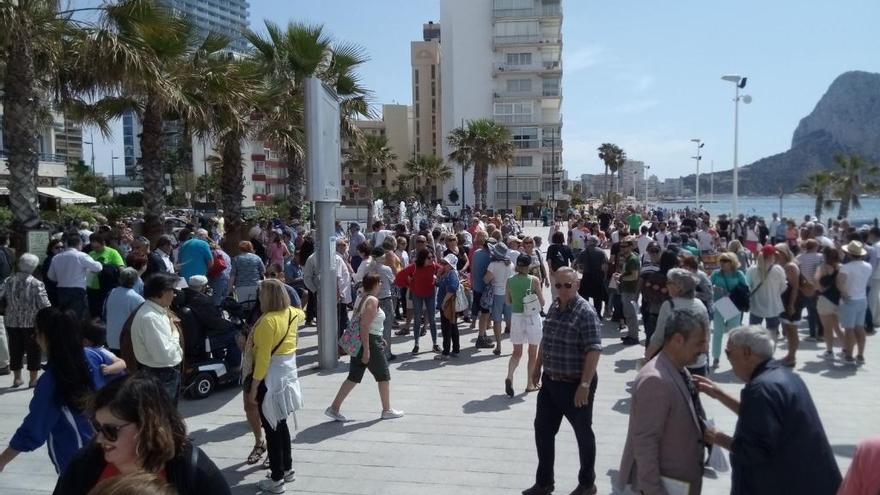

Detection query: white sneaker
(266, 470), (296, 483)
(257, 477), (285, 493)
(381, 409), (405, 420)
(324, 407), (347, 422)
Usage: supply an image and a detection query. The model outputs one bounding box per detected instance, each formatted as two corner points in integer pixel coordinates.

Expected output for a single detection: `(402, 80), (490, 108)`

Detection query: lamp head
(690, 138), (701, 143)
(742, 95), (753, 104)
(721, 74), (742, 83)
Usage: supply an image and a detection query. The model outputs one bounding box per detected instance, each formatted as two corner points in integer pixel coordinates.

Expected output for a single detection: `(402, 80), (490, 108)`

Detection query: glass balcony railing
(494, 60), (561, 72)
(493, 4), (561, 19)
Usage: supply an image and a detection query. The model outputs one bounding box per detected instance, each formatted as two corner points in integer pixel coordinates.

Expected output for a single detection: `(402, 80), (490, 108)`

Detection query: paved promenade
(0, 224), (876, 494)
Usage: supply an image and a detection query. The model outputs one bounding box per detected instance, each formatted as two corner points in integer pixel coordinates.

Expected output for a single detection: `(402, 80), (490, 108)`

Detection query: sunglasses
(91, 420), (132, 442)
(268, 272), (278, 277)
(554, 282), (573, 289)
(523, 241), (534, 245)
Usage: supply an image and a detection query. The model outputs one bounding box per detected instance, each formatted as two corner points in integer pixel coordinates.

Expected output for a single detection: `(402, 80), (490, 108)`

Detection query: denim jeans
(713, 312), (742, 361)
(749, 314), (780, 335)
(804, 293), (823, 338)
(143, 366), (181, 407)
(378, 297), (394, 357)
(57, 287), (89, 321)
(620, 291), (640, 339)
(411, 294), (437, 346)
(534, 374), (598, 488)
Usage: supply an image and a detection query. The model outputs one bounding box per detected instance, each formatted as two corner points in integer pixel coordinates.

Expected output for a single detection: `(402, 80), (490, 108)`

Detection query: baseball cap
(441, 253), (458, 267)
(761, 245), (778, 257)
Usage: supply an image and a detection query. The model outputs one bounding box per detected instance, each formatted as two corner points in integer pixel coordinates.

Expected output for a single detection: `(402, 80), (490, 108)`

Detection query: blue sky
(90, 0), (880, 181)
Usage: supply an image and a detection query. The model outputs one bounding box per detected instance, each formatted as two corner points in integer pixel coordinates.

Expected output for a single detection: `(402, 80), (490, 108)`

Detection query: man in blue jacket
(695, 325), (841, 495)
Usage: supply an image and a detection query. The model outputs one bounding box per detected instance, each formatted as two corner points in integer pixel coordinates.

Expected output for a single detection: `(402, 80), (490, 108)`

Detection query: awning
(37, 187), (96, 204)
(0, 186), (96, 204)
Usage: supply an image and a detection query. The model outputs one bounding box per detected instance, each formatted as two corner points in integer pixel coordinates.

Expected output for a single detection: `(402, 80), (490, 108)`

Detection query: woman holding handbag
(326, 274), (404, 422)
(435, 254), (461, 360)
(504, 254), (545, 397)
(246, 279), (305, 494)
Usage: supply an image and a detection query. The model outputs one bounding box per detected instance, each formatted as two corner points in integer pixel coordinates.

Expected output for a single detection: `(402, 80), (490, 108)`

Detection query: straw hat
(843, 240), (867, 258)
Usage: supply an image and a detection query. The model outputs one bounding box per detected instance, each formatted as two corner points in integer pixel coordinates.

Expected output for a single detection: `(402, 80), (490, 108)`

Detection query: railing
(494, 60), (561, 72)
(0, 150), (70, 164)
(494, 88), (559, 99)
(494, 114), (535, 125)
(493, 35), (561, 46)
(542, 87), (561, 96)
(493, 4), (561, 18)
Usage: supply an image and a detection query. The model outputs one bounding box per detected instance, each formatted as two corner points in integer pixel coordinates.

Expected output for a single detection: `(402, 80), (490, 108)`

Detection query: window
(543, 77), (560, 96)
(431, 81), (435, 96)
(511, 127), (538, 149)
(513, 156), (533, 167)
(414, 69), (419, 81)
(506, 52), (532, 66)
(431, 65), (436, 79)
(415, 104), (419, 118)
(494, 102), (533, 124)
(253, 160), (265, 174)
(414, 87), (419, 101)
(416, 121), (420, 135)
(431, 115), (436, 130)
(506, 79), (532, 93)
(431, 99), (436, 111)
(253, 181), (266, 194)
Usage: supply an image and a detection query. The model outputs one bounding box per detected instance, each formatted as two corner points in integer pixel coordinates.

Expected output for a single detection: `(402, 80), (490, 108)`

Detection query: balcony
(494, 60), (561, 75)
(493, 4), (562, 20)
(494, 114), (536, 125)
(0, 151), (68, 179)
(493, 35), (561, 47)
(494, 87), (561, 99)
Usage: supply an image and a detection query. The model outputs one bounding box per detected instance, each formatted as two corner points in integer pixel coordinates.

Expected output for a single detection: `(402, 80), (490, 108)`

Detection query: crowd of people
(0, 203), (876, 495)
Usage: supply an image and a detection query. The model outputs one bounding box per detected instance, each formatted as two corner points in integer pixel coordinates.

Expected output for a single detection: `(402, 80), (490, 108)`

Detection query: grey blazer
(619, 352), (704, 495)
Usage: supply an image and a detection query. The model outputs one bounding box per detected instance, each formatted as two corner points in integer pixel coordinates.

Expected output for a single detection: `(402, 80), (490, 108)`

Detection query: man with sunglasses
(524, 267), (602, 495)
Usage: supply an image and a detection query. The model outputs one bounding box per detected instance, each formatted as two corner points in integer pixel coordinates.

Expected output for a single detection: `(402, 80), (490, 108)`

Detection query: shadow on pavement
(462, 393), (525, 414)
(798, 360), (858, 379)
(295, 418), (382, 444)
(221, 461), (264, 491)
(614, 358), (640, 374)
(189, 420), (252, 445)
(180, 386), (239, 417)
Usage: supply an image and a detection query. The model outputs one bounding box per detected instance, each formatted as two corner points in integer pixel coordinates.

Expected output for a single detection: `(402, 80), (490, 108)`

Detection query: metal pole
(90, 133), (95, 174)
(644, 165), (650, 203)
(551, 127), (556, 214)
(506, 161), (510, 212)
(202, 140), (208, 204)
(316, 201), (339, 369)
(111, 156), (117, 196)
(733, 86), (740, 219)
(695, 143), (701, 210)
(710, 159), (714, 205)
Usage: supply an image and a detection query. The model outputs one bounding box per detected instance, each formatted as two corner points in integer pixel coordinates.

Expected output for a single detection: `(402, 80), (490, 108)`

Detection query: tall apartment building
(341, 104), (413, 205)
(440, 0), (564, 211)
(164, 0), (250, 53)
(0, 106), (77, 191)
(617, 160), (646, 199)
(411, 22), (442, 159)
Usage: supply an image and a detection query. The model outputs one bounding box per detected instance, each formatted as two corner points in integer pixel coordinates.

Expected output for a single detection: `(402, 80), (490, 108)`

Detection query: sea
(652, 195), (880, 226)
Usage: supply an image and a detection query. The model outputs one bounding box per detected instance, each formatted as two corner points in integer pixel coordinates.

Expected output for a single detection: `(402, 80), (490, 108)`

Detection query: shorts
(490, 294), (511, 322)
(816, 295), (838, 316)
(779, 301), (804, 325)
(348, 335), (390, 383)
(471, 290), (489, 315)
(839, 299), (867, 329)
(510, 313), (543, 345)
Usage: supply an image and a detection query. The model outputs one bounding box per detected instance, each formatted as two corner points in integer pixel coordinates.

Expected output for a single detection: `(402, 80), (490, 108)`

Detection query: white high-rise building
(441, 0), (563, 211)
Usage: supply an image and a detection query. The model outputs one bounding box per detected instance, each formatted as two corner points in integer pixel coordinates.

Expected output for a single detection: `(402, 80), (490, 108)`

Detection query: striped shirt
(0, 274), (50, 328)
(541, 295), (603, 377)
(796, 251), (823, 283)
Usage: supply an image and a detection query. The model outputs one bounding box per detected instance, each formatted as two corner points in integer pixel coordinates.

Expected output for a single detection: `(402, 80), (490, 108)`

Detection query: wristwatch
(579, 381), (590, 389)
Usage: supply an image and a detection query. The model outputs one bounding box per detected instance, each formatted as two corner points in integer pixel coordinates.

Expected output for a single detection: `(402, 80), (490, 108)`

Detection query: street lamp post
(506, 160), (510, 212)
(691, 138), (704, 210)
(111, 156), (119, 197)
(644, 165), (650, 203)
(710, 159), (714, 206)
(722, 75), (751, 218)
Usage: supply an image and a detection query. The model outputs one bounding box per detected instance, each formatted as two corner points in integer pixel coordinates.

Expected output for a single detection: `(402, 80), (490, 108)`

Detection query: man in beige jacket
(619, 309), (709, 495)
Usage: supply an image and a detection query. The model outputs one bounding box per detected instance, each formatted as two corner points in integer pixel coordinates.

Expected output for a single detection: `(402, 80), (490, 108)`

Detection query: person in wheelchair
(177, 275), (241, 372)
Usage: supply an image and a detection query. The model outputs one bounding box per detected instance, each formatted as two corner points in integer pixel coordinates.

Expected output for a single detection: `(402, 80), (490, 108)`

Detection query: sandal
(525, 386), (540, 393)
(246, 441), (266, 465)
(782, 357), (796, 368)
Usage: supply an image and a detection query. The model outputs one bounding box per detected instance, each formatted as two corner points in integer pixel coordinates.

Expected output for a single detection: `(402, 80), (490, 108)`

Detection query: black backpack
(98, 263), (121, 291)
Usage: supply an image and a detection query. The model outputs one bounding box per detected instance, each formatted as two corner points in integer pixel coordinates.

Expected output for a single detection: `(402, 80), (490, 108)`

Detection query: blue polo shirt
(471, 248), (491, 293)
(178, 238), (213, 280)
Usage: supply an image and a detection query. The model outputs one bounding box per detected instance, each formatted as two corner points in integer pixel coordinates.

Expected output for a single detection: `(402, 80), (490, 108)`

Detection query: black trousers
(534, 374), (598, 488)
(142, 366), (180, 407)
(56, 287), (89, 321)
(305, 290), (318, 323)
(337, 302), (350, 338)
(7, 327), (41, 371)
(87, 288), (105, 321)
(441, 313), (459, 354)
(258, 382), (292, 481)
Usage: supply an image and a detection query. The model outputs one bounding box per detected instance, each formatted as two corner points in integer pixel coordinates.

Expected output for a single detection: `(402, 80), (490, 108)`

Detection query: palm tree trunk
(4, 24), (41, 231)
(472, 162), (482, 211)
(365, 170), (374, 223)
(602, 165), (609, 203)
(140, 98), (165, 243)
(285, 149), (304, 219)
(838, 193), (850, 220)
(219, 136), (244, 255)
(814, 196), (822, 220)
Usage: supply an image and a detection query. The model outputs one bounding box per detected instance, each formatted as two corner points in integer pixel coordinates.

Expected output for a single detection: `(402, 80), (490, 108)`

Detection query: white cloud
(565, 44), (603, 74)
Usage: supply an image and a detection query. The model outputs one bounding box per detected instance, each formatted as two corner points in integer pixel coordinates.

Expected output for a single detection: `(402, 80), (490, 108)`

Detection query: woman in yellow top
(325, 274), (404, 422)
(246, 279), (304, 494)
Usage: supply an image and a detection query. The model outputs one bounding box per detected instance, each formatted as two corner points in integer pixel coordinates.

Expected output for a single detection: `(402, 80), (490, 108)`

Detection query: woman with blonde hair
(727, 239), (751, 272)
(775, 243), (803, 367)
(747, 245), (787, 339)
(709, 251), (748, 368)
(246, 279), (304, 493)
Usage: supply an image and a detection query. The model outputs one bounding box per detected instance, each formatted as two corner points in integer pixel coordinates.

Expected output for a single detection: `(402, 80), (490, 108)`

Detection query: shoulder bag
(338, 296), (368, 356)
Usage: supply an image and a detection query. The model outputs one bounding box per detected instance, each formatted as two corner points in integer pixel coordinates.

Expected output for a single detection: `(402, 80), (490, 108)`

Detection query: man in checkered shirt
(523, 267), (602, 495)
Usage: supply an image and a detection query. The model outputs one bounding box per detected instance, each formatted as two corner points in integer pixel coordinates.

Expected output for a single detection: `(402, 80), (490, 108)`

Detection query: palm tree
(404, 154), (452, 203)
(597, 143), (626, 202)
(446, 119), (513, 211)
(830, 154), (879, 220)
(245, 21), (372, 219)
(796, 170), (835, 221)
(345, 134), (396, 222)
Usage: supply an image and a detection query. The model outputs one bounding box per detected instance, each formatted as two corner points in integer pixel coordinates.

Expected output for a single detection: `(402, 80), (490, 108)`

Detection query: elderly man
(177, 228), (214, 280)
(48, 232), (103, 319)
(104, 268), (145, 355)
(178, 275), (240, 371)
(524, 267), (602, 495)
(130, 272), (184, 405)
(620, 310), (708, 495)
(616, 237), (642, 346)
(696, 326), (841, 495)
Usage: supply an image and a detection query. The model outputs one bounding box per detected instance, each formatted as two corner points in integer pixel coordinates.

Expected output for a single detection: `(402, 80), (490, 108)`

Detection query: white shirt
(336, 253), (352, 304)
(369, 229), (395, 248)
(654, 231), (670, 250)
(747, 264), (787, 318)
(487, 260), (514, 295)
(637, 234), (651, 255)
(696, 230), (714, 251)
(817, 236), (835, 250)
(131, 300), (183, 368)
(506, 249), (521, 265)
(156, 249), (174, 273)
(47, 248), (103, 289)
(873, 241), (880, 281)
(840, 260), (872, 300)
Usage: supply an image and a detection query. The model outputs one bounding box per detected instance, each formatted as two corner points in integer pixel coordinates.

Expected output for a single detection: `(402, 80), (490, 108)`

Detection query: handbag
(480, 284), (495, 311)
(338, 297), (367, 356)
(522, 288), (541, 315)
(454, 283), (469, 312)
(728, 283), (750, 312)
